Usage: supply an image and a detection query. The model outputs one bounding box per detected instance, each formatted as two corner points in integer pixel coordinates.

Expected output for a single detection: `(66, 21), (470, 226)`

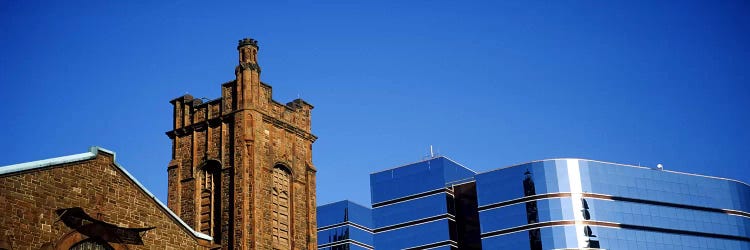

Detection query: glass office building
(370, 157), (480, 250)
(317, 200), (374, 250)
(476, 159), (750, 249)
(318, 157), (750, 249)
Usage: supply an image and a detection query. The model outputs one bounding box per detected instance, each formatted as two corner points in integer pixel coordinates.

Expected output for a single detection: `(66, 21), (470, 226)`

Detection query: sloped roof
(0, 146), (212, 241)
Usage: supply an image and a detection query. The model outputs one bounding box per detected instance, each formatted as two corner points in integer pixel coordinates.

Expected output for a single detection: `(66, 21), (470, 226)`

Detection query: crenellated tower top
(237, 38), (259, 49)
(238, 38), (260, 67)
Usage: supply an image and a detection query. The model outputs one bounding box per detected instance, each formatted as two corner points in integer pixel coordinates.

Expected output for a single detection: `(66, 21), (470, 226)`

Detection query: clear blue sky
(1, 1), (748, 207)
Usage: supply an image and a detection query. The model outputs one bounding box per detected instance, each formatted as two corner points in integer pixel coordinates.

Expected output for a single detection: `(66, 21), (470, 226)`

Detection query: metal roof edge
(370, 156), (473, 175)
(344, 199), (373, 210)
(0, 152), (96, 176)
(477, 158), (750, 188)
(317, 199), (372, 210)
(439, 156), (478, 174)
(95, 147), (213, 241)
(476, 158), (645, 175)
(369, 157), (442, 175)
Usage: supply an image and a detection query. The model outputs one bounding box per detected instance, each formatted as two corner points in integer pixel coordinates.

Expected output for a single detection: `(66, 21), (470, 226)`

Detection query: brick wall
(0, 151), (214, 249)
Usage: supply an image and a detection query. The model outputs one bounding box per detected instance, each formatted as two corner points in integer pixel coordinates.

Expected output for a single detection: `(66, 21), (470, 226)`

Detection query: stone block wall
(0, 151), (214, 249)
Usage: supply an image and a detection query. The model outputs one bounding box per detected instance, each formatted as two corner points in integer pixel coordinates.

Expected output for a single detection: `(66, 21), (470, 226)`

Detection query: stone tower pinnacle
(167, 38), (317, 250)
(237, 38), (260, 68)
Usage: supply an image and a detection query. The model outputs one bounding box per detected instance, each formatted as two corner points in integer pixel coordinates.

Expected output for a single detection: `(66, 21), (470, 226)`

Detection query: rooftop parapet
(237, 38), (259, 49)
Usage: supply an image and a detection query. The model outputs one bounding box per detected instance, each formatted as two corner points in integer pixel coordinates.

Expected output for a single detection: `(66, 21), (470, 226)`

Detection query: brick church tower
(165, 38), (317, 249)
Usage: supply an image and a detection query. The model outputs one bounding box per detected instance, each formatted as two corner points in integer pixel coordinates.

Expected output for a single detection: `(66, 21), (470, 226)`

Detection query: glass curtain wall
(370, 157), (477, 250)
(317, 200), (374, 250)
(475, 159), (750, 249)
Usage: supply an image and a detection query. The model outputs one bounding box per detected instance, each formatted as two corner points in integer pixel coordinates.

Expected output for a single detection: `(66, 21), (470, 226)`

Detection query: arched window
(271, 165), (291, 250)
(200, 160), (222, 242)
(69, 238), (113, 250)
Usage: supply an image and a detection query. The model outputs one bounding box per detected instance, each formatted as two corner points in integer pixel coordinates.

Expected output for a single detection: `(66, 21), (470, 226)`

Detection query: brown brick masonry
(0, 147), (217, 249)
(165, 38), (318, 249)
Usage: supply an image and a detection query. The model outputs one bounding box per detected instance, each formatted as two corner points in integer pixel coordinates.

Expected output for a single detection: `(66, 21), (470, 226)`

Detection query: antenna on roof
(423, 145), (440, 160)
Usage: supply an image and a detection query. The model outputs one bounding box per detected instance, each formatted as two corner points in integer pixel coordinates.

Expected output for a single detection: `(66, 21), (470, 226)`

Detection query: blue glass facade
(317, 200), (374, 250)
(370, 157), (478, 250)
(476, 159), (750, 250)
(318, 158), (750, 249)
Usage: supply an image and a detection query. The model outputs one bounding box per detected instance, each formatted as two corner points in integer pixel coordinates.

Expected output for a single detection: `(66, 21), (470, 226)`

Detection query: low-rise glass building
(318, 157), (750, 249)
(370, 157), (480, 249)
(317, 200), (374, 250)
